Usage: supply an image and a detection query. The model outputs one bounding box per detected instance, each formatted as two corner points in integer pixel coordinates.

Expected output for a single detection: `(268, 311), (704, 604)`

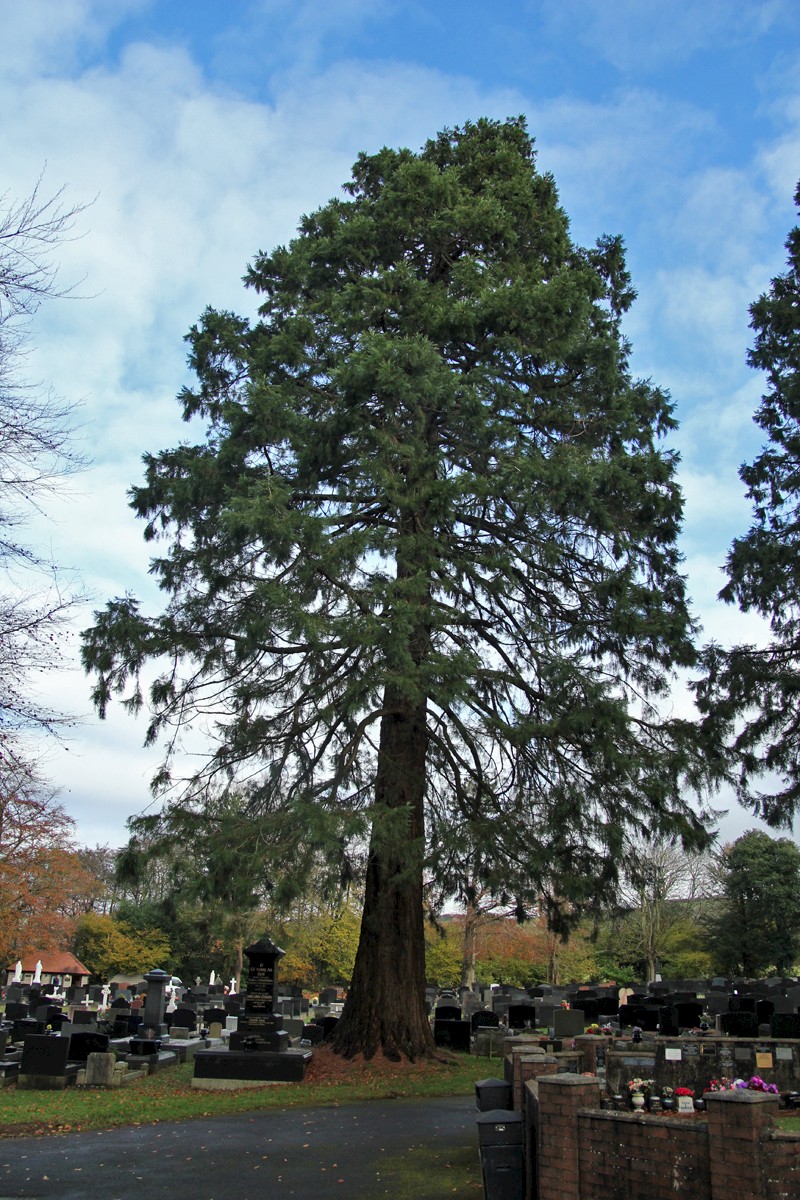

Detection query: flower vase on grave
(631, 1092), (645, 1110)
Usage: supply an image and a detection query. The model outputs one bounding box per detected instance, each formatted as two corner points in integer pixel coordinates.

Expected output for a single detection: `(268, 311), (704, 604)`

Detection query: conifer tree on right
(697, 182), (800, 825)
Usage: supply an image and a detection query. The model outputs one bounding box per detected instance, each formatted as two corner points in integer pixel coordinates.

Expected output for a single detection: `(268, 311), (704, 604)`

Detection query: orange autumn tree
(472, 912), (600, 988)
(0, 769), (99, 963)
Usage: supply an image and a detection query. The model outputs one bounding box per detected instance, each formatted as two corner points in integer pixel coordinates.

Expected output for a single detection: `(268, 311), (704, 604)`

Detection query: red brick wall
(705, 1089), (777, 1200)
(578, 1112), (709, 1200)
(763, 1132), (800, 1200)
(527, 1075), (789, 1200)
(537, 1075), (602, 1200)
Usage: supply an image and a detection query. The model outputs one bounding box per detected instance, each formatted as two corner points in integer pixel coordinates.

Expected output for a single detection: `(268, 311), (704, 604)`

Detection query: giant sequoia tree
(83, 119), (714, 1059)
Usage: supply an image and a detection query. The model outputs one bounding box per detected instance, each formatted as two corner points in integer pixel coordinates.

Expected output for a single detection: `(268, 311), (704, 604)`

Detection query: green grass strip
(0, 1054), (497, 1137)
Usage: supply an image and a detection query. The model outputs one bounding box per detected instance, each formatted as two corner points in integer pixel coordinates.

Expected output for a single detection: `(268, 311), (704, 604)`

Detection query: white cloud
(4, 1), (800, 851)
(538, 0), (792, 73)
(0, 0), (148, 79)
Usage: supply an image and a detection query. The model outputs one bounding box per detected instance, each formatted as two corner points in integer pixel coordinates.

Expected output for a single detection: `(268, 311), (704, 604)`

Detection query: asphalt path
(0, 1095), (479, 1200)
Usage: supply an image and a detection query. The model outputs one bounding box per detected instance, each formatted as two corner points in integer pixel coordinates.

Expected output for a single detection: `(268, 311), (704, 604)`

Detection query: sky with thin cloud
(4, 0), (800, 848)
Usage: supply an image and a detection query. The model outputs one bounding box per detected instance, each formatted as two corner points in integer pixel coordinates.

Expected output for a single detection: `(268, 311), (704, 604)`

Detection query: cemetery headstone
(553, 1009), (586, 1038)
(84, 1051), (116, 1087)
(434, 1004), (461, 1022)
(193, 934), (312, 1086)
(18, 1034), (74, 1089)
(68, 1031), (110, 1061)
(471, 1009), (500, 1031)
(140, 968), (170, 1036)
(12, 1018), (43, 1043)
(171, 1007), (199, 1032)
(229, 937), (290, 1053)
(507, 1003), (537, 1029)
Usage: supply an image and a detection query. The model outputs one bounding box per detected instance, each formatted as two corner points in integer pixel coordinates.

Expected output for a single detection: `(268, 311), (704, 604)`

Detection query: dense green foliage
(72, 911), (171, 978)
(113, 789), (274, 986)
(697, 182), (800, 824)
(82, 118), (716, 1055)
(708, 830), (800, 975)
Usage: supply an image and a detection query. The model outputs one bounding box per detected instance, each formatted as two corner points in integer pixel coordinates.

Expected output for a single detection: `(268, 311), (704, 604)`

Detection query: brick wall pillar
(574, 1036), (598, 1075)
(536, 1073), (602, 1200)
(512, 1053), (559, 1111)
(705, 1090), (778, 1200)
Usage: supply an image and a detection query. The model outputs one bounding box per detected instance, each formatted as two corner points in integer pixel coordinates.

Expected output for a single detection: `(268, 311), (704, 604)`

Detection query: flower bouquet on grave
(706, 1077), (735, 1092)
(738, 1075), (779, 1094)
(585, 1023), (602, 1035)
(674, 1086), (695, 1113)
(627, 1078), (654, 1109)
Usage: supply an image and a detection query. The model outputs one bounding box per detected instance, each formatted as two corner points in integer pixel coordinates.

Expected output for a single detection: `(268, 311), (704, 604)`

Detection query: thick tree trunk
(332, 688), (435, 1060)
(460, 904), (479, 990)
(547, 935), (559, 986)
(234, 934), (244, 992)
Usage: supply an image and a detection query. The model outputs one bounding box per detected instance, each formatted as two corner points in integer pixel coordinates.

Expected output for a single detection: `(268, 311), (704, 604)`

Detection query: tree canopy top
(84, 116), (717, 927)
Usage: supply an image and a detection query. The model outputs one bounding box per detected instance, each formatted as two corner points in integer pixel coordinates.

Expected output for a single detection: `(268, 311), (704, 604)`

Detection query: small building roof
(9, 953), (91, 976)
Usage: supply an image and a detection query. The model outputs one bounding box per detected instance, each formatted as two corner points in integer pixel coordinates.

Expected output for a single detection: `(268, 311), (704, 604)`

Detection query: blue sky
(4, 0), (800, 847)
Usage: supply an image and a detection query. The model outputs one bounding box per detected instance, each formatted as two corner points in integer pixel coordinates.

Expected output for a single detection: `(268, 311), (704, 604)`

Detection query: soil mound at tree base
(304, 1044), (458, 1088)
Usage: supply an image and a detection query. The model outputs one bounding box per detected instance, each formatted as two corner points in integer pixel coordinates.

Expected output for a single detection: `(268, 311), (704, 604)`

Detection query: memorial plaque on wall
(682, 1043), (699, 1057)
(776, 1047), (793, 1062)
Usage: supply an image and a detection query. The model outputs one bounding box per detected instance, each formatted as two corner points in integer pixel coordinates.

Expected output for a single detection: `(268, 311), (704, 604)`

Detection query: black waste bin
(476, 1109), (523, 1200)
(475, 1076), (513, 1111)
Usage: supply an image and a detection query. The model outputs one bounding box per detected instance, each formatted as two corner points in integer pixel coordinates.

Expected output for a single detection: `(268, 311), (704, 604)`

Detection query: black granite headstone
(71, 1009), (97, 1026)
(229, 935), (289, 1053)
(434, 1004), (462, 1022)
(471, 1009), (500, 1031)
(69, 1031), (110, 1061)
(171, 1007), (198, 1030)
(21, 1034), (71, 1076)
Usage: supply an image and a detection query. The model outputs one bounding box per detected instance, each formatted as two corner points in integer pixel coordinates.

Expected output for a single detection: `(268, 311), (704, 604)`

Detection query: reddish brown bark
(332, 688), (435, 1060)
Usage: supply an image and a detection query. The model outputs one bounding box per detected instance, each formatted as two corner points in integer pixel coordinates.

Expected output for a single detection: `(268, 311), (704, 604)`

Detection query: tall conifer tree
(83, 119), (714, 1058)
(697, 182), (800, 826)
